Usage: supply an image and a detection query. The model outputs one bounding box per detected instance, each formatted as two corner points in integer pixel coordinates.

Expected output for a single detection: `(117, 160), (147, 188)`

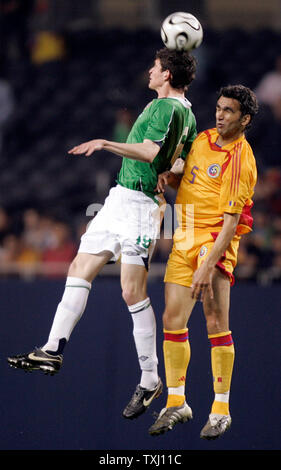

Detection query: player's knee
(68, 254), (92, 282)
(162, 309), (174, 330)
(68, 256), (81, 276)
(205, 313), (225, 334)
(122, 288), (138, 306)
(163, 307), (185, 330)
(122, 283), (145, 306)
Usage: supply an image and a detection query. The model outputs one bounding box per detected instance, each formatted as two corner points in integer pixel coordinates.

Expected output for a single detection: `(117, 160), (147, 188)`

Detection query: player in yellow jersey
(149, 85), (259, 439)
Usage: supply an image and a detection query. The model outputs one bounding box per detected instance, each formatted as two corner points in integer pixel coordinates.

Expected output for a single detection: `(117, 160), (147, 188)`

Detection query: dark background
(0, 279), (280, 451)
(0, 0), (280, 454)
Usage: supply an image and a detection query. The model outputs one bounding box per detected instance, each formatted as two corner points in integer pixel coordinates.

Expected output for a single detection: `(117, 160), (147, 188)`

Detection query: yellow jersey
(175, 128), (257, 235)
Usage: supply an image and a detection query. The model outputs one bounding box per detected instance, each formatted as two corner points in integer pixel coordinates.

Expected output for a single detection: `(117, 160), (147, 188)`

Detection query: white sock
(128, 297), (158, 390)
(42, 276), (91, 353)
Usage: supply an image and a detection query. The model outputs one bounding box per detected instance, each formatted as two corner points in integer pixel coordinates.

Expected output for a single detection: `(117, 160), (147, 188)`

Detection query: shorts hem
(164, 277), (192, 288)
(78, 244), (119, 262)
(215, 262), (235, 285)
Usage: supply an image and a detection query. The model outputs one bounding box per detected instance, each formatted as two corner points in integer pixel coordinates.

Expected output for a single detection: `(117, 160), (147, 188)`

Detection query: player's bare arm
(191, 212), (240, 301)
(68, 138), (160, 163)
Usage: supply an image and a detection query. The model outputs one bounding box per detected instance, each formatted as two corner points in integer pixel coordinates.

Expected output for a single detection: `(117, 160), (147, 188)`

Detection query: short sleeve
(219, 143), (257, 214)
(143, 100), (175, 143)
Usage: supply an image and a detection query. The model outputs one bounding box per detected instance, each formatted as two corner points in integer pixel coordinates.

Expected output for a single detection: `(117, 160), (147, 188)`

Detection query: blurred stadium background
(0, 0), (280, 452)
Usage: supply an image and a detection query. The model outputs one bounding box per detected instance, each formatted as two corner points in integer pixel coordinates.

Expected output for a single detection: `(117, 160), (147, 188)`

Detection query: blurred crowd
(235, 168), (281, 285)
(0, 164), (281, 284)
(0, 1), (280, 284)
(0, 207), (81, 278)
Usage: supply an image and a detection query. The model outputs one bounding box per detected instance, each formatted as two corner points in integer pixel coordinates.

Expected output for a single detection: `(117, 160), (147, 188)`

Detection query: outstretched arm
(68, 138), (160, 163)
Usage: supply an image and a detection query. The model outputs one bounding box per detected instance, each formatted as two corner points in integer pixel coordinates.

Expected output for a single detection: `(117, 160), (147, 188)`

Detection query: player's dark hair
(156, 47), (196, 89)
(218, 84), (259, 129)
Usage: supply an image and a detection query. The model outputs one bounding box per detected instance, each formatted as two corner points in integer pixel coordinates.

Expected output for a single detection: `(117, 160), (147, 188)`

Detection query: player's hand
(68, 139), (105, 157)
(191, 263), (214, 302)
(155, 171), (173, 193)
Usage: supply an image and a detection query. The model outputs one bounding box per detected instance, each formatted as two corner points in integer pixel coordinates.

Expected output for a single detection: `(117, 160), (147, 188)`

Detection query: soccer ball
(161, 12), (203, 51)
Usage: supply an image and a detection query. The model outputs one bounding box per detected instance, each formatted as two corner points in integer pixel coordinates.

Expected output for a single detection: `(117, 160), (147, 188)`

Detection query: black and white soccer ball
(161, 12), (203, 51)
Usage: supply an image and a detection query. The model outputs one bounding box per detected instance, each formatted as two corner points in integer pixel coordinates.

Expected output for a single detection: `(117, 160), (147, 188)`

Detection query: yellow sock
(211, 400), (229, 415)
(209, 331), (235, 416)
(163, 328), (190, 408)
(166, 394), (185, 408)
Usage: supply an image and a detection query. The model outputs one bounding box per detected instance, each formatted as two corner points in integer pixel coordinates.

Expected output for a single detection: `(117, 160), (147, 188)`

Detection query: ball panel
(161, 11), (203, 51)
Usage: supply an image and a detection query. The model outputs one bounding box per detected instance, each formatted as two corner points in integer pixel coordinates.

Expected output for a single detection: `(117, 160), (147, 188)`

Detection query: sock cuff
(128, 297), (151, 313)
(164, 328), (189, 342)
(208, 330), (231, 339)
(208, 331), (233, 347)
(65, 277), (91, 291)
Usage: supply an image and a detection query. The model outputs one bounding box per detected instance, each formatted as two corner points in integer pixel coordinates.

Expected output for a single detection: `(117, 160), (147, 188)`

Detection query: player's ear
(241, 114), (251, 128)
(164, 69), (172, 82)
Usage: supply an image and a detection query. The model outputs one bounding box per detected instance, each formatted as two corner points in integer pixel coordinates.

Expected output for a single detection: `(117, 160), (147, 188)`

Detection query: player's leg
(8, 184), (124, 373)
(162, 282), (195, 406)
(149, 282), (195, 435)
(7, 251), (112, 374)
(41, 251), (112, 352)
(121, 261), (163, 419)
(200, 267), (234, 439)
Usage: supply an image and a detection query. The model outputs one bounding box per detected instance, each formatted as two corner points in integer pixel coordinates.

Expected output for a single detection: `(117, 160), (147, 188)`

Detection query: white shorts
(78, 185), (164, 269)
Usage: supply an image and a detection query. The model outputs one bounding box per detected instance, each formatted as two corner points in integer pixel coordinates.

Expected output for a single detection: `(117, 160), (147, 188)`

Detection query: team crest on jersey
(199, 245), (208, 257)
(207, 164), (221, 178)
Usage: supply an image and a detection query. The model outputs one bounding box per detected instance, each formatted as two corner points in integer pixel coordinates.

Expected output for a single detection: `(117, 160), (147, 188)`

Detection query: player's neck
(157, 84), (185, 99)
(216, 131), (244, 147)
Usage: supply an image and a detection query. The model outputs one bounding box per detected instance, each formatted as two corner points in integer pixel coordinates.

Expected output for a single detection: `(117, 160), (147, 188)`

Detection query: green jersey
(116, 97), (197, 202)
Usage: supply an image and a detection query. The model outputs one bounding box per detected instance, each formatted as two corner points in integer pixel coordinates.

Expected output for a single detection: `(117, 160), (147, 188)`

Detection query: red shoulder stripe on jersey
(236, 142), (242, 195)
(233, 142), (242, 196)
(233, 144), (238, 195)
(230, 142), (243, 196)
(230, 145), (235, 195)
(221, 152), (233, 176)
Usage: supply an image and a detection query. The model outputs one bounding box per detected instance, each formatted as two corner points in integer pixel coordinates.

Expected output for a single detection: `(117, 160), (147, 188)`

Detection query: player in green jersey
(117, 96), (196, 202)
(8, 48), (197, 420)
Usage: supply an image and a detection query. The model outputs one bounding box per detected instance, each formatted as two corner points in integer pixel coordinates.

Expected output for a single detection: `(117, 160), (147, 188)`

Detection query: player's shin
(163, 328), (190, 408)
(42, 276), (91, 354)
(208, 331), (235, 415)
(129, 298), (159, 390)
